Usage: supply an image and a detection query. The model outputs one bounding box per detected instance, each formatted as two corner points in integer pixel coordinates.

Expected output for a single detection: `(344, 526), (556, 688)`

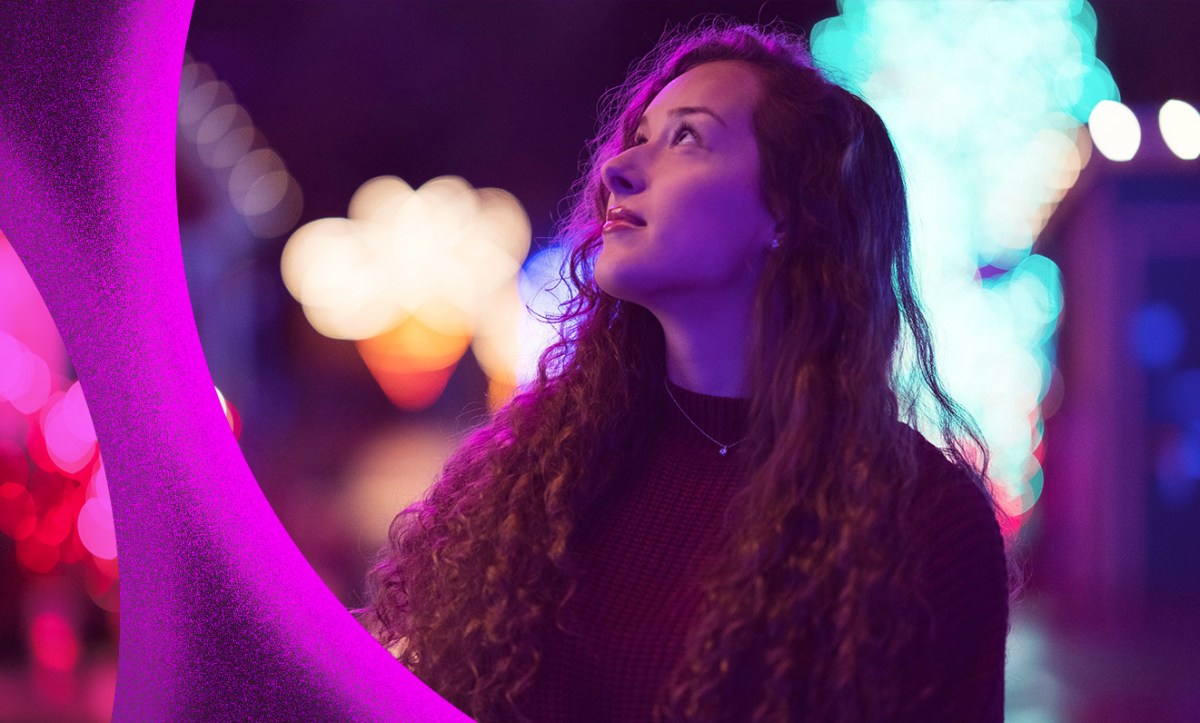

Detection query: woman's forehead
(640, 61), (762, 127)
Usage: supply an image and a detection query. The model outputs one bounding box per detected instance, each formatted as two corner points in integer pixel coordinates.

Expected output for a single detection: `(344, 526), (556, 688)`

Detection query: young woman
(356, 17), (1021, 723)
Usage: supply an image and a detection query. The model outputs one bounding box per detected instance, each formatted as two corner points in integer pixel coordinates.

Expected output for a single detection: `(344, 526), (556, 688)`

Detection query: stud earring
(769, 237), (780, 249)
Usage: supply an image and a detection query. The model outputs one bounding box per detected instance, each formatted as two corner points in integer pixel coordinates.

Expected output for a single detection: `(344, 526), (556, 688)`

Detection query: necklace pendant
(719, 446), (728, 456)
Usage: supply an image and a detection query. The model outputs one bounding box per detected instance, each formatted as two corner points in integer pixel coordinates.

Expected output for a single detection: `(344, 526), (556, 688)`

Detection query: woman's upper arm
(916, 469), (1010, 722)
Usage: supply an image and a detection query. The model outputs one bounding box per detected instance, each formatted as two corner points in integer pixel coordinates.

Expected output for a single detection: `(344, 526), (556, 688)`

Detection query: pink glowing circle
(41, 381), (97, 473)
(78, 495), (118, 560)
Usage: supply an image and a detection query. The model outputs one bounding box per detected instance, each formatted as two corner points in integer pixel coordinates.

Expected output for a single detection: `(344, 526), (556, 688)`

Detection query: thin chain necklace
(663, 379), (748, 457)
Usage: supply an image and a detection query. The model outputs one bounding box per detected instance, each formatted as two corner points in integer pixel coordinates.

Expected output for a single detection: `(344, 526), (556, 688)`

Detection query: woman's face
(595, 60), (779, 315)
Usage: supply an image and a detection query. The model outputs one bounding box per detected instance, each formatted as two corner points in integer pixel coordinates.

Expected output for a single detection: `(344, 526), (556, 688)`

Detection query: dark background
(183, 0), (1200, 242)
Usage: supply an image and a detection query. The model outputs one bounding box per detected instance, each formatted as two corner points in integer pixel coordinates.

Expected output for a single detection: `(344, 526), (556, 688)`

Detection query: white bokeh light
(1158, 99), (1200, 160)
(1089, 99), (1141, 161)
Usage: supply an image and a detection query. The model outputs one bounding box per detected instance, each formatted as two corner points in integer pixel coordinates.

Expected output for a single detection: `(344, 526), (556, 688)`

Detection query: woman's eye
(628, 124), (699, 149)
(672, 124), (699, 144)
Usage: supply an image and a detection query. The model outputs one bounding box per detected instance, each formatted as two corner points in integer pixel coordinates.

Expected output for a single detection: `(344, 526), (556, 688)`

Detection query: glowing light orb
(1088, 99), (1141, 161)
(29, 612), (81, 671)
(41, 381), (98, 473)
(0, 481), (38, 540)
(473, 243), (593, 409)
(281, 175), (532, 409)
(78, 496), (118, 560)
(1158, 99), (1200, 161)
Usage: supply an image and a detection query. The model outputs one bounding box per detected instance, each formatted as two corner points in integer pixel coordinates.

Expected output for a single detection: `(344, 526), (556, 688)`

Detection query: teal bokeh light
(811, 0), (1115, 515)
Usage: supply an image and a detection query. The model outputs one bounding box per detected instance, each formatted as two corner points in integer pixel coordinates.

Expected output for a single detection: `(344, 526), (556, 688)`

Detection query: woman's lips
(602, 219), (643, 232)
(603, 206), (646, 232)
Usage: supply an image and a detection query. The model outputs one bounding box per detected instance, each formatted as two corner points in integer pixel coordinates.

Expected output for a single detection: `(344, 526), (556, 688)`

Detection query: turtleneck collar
(661, 377), (751, 451)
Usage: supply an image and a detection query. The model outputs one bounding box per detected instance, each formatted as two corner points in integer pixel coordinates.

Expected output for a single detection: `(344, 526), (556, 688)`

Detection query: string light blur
(810, 0), (1119, 523)
(178, 51), (304, 238)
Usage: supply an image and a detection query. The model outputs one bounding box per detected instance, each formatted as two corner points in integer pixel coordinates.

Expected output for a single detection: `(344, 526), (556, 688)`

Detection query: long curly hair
(354, 16), (1024, 722)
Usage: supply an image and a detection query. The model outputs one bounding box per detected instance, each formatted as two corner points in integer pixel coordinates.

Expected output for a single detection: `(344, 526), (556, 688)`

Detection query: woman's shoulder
(898, 423), (998, 535)
(897, 421), (1009, 619)
(895, 426), (1010, 720)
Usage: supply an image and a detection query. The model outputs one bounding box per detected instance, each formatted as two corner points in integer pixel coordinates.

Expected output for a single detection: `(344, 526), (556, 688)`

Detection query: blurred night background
(2, 1), (1199, 720)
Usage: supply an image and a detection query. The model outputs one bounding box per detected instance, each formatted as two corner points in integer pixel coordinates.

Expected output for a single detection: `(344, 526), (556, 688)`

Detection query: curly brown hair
(354, 16), (1024, 722)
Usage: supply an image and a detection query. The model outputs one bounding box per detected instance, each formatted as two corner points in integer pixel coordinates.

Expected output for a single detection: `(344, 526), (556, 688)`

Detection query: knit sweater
(514, 379), (1009, 722)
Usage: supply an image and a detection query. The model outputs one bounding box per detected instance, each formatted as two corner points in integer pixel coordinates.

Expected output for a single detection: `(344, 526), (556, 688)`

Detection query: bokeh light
(1158, 99), (1200, 161)
(178, 52), (304, 239)
(29, 611), (80, 671)
(1130, 302), (1187, 370)
(281, 175), (532, 410)
(1, 232), (240, 599)
(1089, 99), (1141, 161)
(516, 245), (579, 384)
(1157, 428), (1200, 509)
(77, 496), (117, 561)
(41, 382), (97, 474)
(809, 0), (1115, 520)
(0, 482), (37, 540)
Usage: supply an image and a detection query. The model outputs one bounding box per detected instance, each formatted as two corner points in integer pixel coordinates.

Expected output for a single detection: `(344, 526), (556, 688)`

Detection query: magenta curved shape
(0, 3), (467, 720)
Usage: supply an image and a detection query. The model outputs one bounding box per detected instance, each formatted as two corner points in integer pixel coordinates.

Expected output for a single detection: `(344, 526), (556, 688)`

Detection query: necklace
(663, 379), (748, 457)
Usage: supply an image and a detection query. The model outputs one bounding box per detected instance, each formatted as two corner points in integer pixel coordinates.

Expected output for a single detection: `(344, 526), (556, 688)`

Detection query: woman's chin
(594, 259), (634, 302)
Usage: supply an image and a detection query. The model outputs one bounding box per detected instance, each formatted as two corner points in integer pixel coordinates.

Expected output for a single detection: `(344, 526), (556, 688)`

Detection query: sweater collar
(661, 377), (751, 448)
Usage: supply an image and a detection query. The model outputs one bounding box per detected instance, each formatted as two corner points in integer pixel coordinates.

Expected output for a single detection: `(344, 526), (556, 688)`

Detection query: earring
(769, 237), (780, 250)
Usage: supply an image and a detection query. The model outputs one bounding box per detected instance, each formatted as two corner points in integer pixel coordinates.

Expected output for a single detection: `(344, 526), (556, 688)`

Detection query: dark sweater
(516, 379), (1008, 722)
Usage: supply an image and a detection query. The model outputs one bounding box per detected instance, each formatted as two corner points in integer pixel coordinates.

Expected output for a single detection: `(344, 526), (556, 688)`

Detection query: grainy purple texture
(0, 2), (468, 720)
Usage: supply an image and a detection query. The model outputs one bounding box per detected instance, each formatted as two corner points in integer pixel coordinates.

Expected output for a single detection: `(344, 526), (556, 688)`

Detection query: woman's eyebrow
(636, 106), (728, 130)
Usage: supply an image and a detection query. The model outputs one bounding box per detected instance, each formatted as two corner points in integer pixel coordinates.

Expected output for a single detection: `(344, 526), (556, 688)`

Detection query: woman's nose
(600, 152), (645, 196)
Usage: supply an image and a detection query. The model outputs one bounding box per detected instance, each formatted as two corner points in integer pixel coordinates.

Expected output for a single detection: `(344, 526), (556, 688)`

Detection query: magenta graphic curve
(0, 3), (467, 720)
